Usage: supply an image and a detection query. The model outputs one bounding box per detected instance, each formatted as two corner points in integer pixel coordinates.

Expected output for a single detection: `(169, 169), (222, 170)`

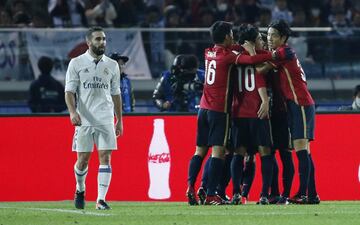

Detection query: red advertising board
(0, 114), (359, 201)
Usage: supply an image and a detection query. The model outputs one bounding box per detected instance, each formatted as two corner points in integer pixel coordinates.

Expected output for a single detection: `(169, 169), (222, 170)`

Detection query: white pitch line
(0, 206), (113, 216)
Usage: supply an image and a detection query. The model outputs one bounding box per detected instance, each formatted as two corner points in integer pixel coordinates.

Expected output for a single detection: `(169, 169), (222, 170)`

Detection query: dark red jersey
(232, 63), (267, 118)
(269, 44), (314, 106)
(200, 45), (272, 113)
(267, 70), (287, 113)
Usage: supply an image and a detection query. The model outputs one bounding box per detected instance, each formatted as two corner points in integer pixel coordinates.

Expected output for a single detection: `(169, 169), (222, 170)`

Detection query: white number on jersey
(205, 59), (216, 85)
(296, 59), (306, 81)
(237, 66), (255, 92)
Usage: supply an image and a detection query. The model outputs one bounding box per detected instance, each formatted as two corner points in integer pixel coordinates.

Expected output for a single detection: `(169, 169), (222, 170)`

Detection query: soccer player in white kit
(65, 26), (123, 210)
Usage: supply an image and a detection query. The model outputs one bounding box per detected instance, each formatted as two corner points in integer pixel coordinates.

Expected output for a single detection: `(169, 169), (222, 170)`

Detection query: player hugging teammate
(186, 19), (319, 205)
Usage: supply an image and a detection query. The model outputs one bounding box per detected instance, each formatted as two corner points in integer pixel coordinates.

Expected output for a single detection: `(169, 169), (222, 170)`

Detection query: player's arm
(65, 91), (81, 126)
(112, 94), (123, 136)
(112, 63), (123, 136)
(234, 50), (275, 65)
(256, 73), (269, 119)
(244, 44), (274, 75)
(65, 59), (81, 126)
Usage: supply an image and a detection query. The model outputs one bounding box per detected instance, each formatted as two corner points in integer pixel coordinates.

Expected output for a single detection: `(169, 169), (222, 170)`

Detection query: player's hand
(162, 101), (171, 110)
(70, 111), (81, 126)
(274, 47), (294, 61)
(257, 100), (269, 119)
(115, 120), (123, 137)
(241, 41), (255, 54)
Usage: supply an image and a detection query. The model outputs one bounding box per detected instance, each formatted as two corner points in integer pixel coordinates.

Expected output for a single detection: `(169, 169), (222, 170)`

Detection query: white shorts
(72, 125), (118, 152)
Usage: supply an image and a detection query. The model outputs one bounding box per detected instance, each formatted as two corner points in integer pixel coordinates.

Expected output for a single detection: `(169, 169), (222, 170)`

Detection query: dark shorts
(270, 110), (292, 150)
(231, 118), (272, 155)
(196, 109), (230, 147)
(286, 100), (315, 141)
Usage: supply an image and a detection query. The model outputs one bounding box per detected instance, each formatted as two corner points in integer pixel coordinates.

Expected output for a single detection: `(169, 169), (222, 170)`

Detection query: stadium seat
(324, 63), (352, 79)
(302, 62), (323, 79)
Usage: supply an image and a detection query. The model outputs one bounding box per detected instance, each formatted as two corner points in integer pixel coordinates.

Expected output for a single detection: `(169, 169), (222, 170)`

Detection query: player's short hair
(268, 19), (292, 42)
(237, 24), (259, 44)
(38, 56), (53, 74)
(353, 85), (360, 97)
(86, 26), (104, 41)
(210, 21), (233, 44)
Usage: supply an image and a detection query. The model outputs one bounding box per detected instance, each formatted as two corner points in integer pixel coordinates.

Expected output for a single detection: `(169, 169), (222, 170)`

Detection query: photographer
(153, 54), (205, 112)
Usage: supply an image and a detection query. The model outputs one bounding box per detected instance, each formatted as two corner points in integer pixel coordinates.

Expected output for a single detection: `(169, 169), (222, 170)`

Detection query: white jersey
(65, 51), (121, 126)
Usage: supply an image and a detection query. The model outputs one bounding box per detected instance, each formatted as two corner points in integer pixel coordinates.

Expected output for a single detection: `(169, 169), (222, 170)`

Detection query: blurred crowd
(0, 0), (359, 30)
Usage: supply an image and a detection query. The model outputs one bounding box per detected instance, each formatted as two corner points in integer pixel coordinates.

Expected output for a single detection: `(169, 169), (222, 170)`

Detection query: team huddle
(186, 20), (320, 205)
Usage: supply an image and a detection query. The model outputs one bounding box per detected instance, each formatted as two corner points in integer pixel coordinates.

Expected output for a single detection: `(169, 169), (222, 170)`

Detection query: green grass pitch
(0, 201), (359, 225)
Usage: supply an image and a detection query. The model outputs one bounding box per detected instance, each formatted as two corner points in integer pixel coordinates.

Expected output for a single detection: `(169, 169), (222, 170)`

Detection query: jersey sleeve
(65, 59), (79, 93)
(235, 52), (272, 65)
(111, 63), (121, 95)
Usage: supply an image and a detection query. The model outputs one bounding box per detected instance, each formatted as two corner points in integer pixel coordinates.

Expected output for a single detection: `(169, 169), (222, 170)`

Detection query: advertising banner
(0, 32), (20, 80)
(0, 114), (359, 201)
(26, 29), (152, 81)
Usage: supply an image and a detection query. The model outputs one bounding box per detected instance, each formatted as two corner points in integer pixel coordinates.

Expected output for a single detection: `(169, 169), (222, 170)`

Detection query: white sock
(97, 165), (112, 202)
(74, 164), (88, 192)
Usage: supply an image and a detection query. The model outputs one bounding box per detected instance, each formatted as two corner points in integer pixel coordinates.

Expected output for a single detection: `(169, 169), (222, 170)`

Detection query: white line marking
(0, 206), (113, 216)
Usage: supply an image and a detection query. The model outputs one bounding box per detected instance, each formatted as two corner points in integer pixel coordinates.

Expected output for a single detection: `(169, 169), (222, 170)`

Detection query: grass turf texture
(0, 201), (359, 225)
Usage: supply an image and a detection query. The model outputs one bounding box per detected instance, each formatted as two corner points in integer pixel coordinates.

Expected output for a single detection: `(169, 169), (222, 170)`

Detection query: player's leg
(205, 145), (226, 205)
(307, 143), (320, 204)
(230, 146), (246, 204)
(287, 101), (315, 204)
(269, 151), (280, 204)
(204, 111), (229, 205)
(241, 154), (255, 202)
(95, 125), (117, 210)
(278, 148), (294, 204)
(187, 146), (208, 205)
(258, 146), (273, 204)
(217, 150), (233, 202)
(96, 150), (112, 209)
(187, 109), (210, 205)
(72, 126), (94, 209)
(255, 119), (273, 205)
(200, 156), (211, 191)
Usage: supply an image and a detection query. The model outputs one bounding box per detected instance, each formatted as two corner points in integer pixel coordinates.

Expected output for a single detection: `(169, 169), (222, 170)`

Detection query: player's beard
(91, 45), (105, 56)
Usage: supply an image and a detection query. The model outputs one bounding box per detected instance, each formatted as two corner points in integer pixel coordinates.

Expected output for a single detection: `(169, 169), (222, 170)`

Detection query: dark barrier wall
(0, 113), (359, 201)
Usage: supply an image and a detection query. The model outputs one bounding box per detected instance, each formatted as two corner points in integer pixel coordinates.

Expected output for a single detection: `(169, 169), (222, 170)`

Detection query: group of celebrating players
(186, 19), (320, 205)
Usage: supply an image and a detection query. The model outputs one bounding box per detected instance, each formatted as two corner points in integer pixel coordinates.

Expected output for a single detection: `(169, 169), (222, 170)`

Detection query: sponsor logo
(148, 153), (170, 163)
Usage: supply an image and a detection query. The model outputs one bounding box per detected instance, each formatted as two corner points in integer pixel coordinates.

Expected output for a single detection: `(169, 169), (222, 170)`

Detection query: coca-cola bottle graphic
(148, 119), (171, 199)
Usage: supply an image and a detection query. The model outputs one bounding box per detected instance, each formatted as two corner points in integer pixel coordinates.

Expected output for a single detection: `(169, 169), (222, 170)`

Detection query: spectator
(112, 0), (141, 27)
(243, 0), (261, 24)
(352, 11), (360, 32)
(13, 11), (31, 27)
(28, 56), (66, 113)
(320, 0), (352, 26)
(110, 53), (135, 113)
(0, 8), (12, 27)
(140, 5), (165, 78)
(32, 8), (52, 27)
(48, 0), (87, 27)
(84, 0), (117, 27)
(271, 0), (293, 24)
(339, 85), (360, 110)
(255, 7), (272, 27)
(329, 7), (353, 37)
